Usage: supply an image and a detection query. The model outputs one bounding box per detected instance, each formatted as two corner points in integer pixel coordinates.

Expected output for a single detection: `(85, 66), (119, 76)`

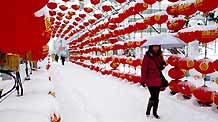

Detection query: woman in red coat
(141, 45), (166, 119)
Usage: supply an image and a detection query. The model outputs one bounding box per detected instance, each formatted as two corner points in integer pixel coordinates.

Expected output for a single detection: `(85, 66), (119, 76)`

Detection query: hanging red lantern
(195, 58), (215, 74)
(110, 62), (120, 70)
(177, 31), (197, 43)
(193, 86), (214, 104)
(197, 30), (218, 43)
(75, 17), (81, 21)
(143, 0), (157, 5)
(168, 0), (179, 2)
(71, 4), (80, 10)
(102, 5), (112, 12)
(213, 60), (218, 71)
(168, 67), (186, 79)
(177, 81), (196, 98)
(49, 11), (56, 16)
(57, 12), (65, 17)
(144, 17), (155, 26)
(115, 0), (126, 3)
(68, 11), (76, 16)
(47, 2), (58, 9)
(178, 57), (195, 70)
(169, 80), (182, 94)
(126, 58), (133, 65)
(108, 23), (118, 30)
(90, 0), (100, 5)
(178, 3), (197, 16)
(135, 22), (148, 30)
(73, 22), (78, 26)
(79, 14), (86, 18)
(88, 19), (96, 24)
(109, 38), (119, 44)
(59, 5), (68, 11)
(167, 55), (180, 66)
(167, 19), (186, 31)
(84, 7), (93, 13)
(132, 59), (142, 67)
(214, 92), (218, 106)
(94, 14), (103, 19)
(195, 0), (217, 13)
(153, 14), (168, 25)
(166, 5), (178, 16)
(134, 3), (148, 13)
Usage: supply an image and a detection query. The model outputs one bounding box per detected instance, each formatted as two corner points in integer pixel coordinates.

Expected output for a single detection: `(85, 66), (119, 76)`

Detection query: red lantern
(116, 0), (126, 3)
(84, 7), (93, 13)
(135, 22), (148, 30)
(109, 38), (119, 44)
(88, 19), (96, 24)
(169, 80), (182, 94)
(166, 5), (178, 16)
(110, 62), (120, 70)
(178, 57), (195, 70)
(90, 0), (100, 5)
(168, 67), (186, 79)
(108, 23), (118, 30)
(132, 59), (142, 67)
(177, 31), (197, 43)
(68, 11), (76, 16)
(47, 2), (57, 9)
(177, 81), (196, 98)
(75, 17), (81, 21)
(197, 30), (218, 43)
(167, 55), (180, 66)
(71, 4), (80, 10)
(59, 5), (68, 11)
(168, 0), (179, 2)
(49, 11), (56, 16)
(144, 17), (156, 26)
(178, 3), (197, 16)
(94, 14), (103, 19)
(167, 19), (186, 31)
(126, 58), (133, 65)
(102, 5), (112, 12)
(214, 92), (218, 106)
(213, 60), (218, 71)
(153, 14), (168, 25)
(193, 86), (214, 104)
(195, 0), (217, 13)
(143, 0), (157, 5)
(195, 58), (215, 74)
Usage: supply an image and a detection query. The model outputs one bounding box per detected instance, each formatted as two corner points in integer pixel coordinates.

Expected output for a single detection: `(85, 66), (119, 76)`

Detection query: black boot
(153, 100), (160, 119)
(146, 98), (154, 116)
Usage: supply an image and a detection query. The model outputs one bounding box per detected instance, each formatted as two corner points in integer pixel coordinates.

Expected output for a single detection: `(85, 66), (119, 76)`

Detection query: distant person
(141, 45), (166, 119)
(60, 56), (65, 65)
(55, 54), (59, 62)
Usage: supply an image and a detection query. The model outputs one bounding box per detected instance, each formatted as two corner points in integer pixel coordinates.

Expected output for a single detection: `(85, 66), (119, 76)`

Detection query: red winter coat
(141, 54), (165, 87)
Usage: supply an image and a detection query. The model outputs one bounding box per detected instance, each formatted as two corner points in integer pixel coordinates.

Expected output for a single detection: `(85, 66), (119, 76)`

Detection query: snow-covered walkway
(50, 62), (218, 122)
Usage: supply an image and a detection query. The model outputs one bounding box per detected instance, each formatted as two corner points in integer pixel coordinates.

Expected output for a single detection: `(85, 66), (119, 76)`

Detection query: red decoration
(195, 0), (217, 13)
(213, 60), (218, 71)
(169, 80), (182, 93)
(116, 0), (126, 3)
(167, 55), (180, 66)
(110, 62), (120, 70)
(143, 0), (157, 5)
(214, 92), (218, 106)
(94, 14), (103, 19)
(84, 7), (93, 13)
(79, 14), (86, 18)
(177, 31), (197, 43)
(193, 86), (214, 104)
(177, 81), (196, 97)
(90, 0), (100, 5)
(167, 19), (186, 31)
(195, 58), (215, 74)
(178, 57), (195, 70)
(47, 2), (57, 9)
(197, 30), (218, 43)
(71, 5), (80, 10)
(168, 0), (179, 2)
(102, 5), (112, 12)
(59, 5), (68, 11)
(168, 67), (186, 79)
(49, 11), (56, 16)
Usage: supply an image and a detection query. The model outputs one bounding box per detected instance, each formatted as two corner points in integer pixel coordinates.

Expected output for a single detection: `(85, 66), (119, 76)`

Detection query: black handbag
(148, 55), (169, 90)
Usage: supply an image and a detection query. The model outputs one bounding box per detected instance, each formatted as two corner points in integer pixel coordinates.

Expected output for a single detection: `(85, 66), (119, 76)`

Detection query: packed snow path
(51, 62), (218, 122)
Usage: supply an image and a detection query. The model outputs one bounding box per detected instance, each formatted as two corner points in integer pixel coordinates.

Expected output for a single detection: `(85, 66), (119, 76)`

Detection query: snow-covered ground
(0, 61), (59, 122)
(49, 62), (218, 122)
